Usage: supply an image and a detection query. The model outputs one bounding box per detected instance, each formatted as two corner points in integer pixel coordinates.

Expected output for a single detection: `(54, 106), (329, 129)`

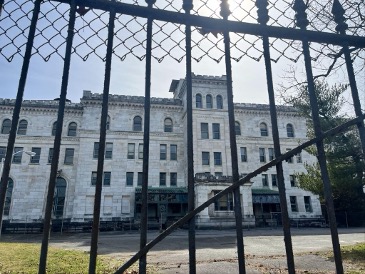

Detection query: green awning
(252, 188), (279, 195)
(252, 188), (280, 204)
(135, 187), (187, 194)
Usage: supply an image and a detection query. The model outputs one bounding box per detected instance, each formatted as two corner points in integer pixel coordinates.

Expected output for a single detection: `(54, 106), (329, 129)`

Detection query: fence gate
(0, 0), (364, 274)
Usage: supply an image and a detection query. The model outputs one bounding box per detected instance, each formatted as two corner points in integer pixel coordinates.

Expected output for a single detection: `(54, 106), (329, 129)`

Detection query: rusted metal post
(256, 1), (295, 273)
(38, 1), (76, 273)
(183, 0), (196, 273)
(293, 1), (343, 273)
(220, 1), (246, 273)
(88, 2), (116, 273)
(0, 0), (41, 238)
(332, 0), (365, 155)
(139, 1), (155, 273)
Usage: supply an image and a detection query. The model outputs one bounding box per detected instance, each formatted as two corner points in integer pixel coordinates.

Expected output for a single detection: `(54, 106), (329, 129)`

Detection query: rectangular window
(0, 146), (6, 161)
(286, 148), (293, 163)
(93, 142), (99, 159)
(290, 196), (298, 212)
(160, 172), (166, 186)
(201, 123), (209, 139)
(202, 152), (210, 165)
(137, 172), (143, 186)
(215, 172), (223, 177)
(304, 196), (312, 212)
(30, 147), (41, 164)
(271, 174), (277, 187)
(12, 147), (23, 163)
(259, 148), (266, 162)
(126, 172), (134, 186)
(240, 147), (247, 162)
(64, 148), (74, 165)
(94, 142), (113, 159)
(105, 143), (113, 159)
(91, 172), (111, 186)
(262, 174), (268, 187)
(48, 148), (54, 164)
(214, 191), (234, 211)
(268, 148), (274, 161)
(170, 145), (177, 160)
(170, 172), (177, 186)
(127, 143), (135, 159)
(290, 175), (297, 187)
(214, 152), (222, 165)
(296, 152), (302, 163)
(138, 143), (143, 159)
(160, 144), (167, 160)
(103, 172), (111, 186)
(212, 123), (220, 139)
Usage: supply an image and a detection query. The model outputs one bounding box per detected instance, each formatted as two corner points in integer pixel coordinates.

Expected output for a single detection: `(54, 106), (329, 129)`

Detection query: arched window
(286, 123), (294, 137)
(53, 177), (67, 218)
(196, 94), (202, 108)
(206, 94), (213, 108)
(260, 122), (268, 136)
(17, 119), (28, 135)
(52, 121), (57, 136)
(1, 119), (11, 134)
(67, 122), (77, 136)
(216, 95), (223, 109)
(106, 115), (111, 130)
(164, 118), (173, 132)
(235, 121), (241, 136)
(2, 178), (14, 216)
(133, 116), (142, 131)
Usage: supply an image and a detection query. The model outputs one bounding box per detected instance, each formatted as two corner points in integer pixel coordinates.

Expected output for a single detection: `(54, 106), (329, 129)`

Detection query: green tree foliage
(284, 81), (365, 211)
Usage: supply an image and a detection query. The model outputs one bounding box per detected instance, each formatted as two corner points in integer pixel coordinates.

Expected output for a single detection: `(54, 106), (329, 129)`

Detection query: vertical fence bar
(88, 2), (116, 273)
(183, 0), (196, 273)
(38, 1), (76, 273)
(256, 1), (295, 273)
(220, 1), (246, 273)
(139, 1), (155, 273)
(0, 0), (4, 16)
(0, 0), (41, 237)
(332, 0), (365, 155)
(293, 1), (343, 273)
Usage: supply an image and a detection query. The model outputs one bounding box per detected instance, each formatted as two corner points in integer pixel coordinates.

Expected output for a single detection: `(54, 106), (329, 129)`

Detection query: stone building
(0, 74), (322, 229)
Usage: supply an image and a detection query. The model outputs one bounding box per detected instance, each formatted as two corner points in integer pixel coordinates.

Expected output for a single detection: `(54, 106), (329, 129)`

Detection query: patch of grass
(341, 242), (365, 264)
(0, 242), (139, 273)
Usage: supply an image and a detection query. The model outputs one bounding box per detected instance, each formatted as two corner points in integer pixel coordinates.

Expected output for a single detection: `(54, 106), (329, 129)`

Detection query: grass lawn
(0, 242), (140, 274)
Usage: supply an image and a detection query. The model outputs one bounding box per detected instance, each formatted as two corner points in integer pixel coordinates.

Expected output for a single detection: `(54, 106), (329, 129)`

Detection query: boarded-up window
(85, 195), (94, 215)
(121, 195), (130, 214)
(103, 195), (113, 215)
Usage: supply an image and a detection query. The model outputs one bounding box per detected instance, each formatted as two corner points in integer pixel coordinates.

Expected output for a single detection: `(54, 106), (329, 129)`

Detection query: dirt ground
(3, 227), (365, 273)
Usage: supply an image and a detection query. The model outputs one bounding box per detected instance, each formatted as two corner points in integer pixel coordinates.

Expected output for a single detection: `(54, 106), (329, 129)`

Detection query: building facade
(0, 74), (322, 229)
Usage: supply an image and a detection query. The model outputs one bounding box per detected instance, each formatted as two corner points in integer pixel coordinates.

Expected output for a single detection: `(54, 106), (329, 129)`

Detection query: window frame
(12, 147), (23, 163)
(170, 172), (177, 186)
(202, 151), (210, 165)
(286, 123), (294, 137)
(160, 144), (167, 160)
(64, 148), (75, 165)
(164, 118), (173, 132)
(262, 174), (269, 187)
(268, 148), (274, 161)
(30, 147), (41, 164)
(206, 94), (213, 108)
(304, 196), (313, 212)
(127, 143), (135, 159)
(196, 94), (202, 108)
(138, 143), (144, 159)
(137, 172), (143, 186)
(214, 152), (222, 166)
(133, 116), (142, 131)
(52, 121), (57, 136)
(260, 122), (268, 136)
(235, 121), (241, 136)
(290, 196), (298, 212)
(17, 119), (28, 135)
(48, 148), (54, 164)
(67, 122), (77, 137)
(271, 174), (277, 187)
(201, 123), (209, 139)
(159, 172), (166, 186)
(126, 172), (134, 186)
(91, 171), (111, 186)
(1, 119), (11, 134)
(216, 95), (223, 109)
(212, 123), (220, 139)
(170, 144), (177, 161)
(259, 148), (266, 163)
(213, 190), (234, 211)
(240, 147), (247, 162)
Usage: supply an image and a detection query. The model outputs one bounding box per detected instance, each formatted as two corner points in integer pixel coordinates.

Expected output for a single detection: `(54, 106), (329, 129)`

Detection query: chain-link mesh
(0, 0), (364, 66)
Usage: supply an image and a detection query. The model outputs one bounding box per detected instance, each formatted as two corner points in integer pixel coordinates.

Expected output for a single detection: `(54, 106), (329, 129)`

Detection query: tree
(283, 81), (365, 212)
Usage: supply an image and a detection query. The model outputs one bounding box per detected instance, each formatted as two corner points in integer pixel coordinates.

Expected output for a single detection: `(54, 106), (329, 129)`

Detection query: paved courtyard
(3, 227), (365, 273)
